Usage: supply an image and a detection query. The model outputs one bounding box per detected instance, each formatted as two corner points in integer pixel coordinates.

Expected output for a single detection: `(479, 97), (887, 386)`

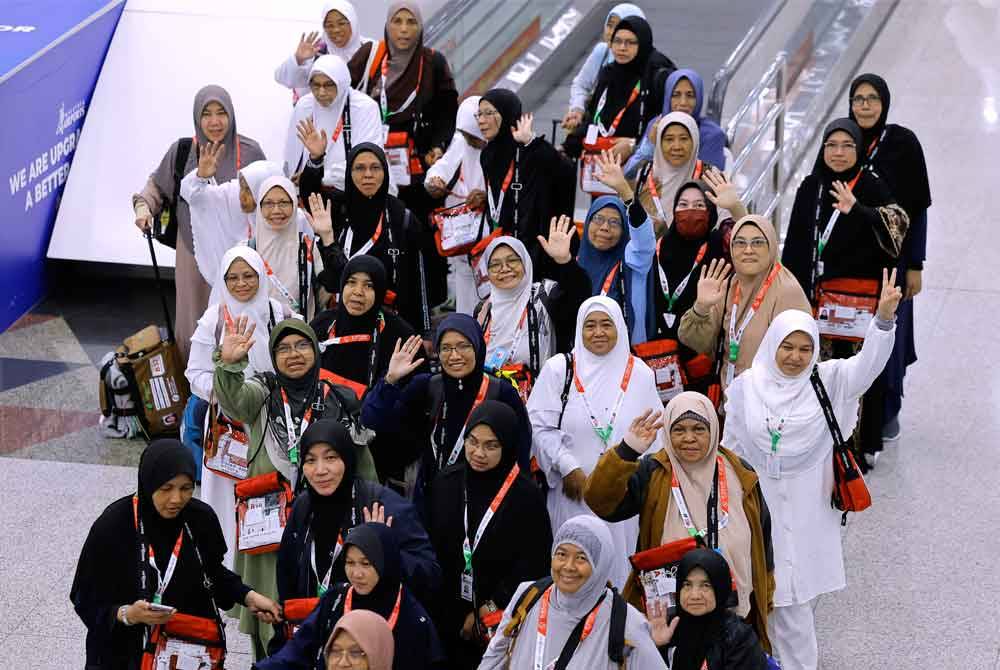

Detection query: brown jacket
(584, 443), (775, 653)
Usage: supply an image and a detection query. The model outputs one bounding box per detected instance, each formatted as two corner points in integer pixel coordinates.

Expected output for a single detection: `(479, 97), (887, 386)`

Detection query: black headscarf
(300, 419), (359, 582)
(848, 73), (931, 214)
(811, 118), (864, 182)
(344, 143), (391, 242)
(338, 255), (389, 332)
(342, 523), (403, 616)
(670, 548), (733, 670)
(137, 439), (197, 561)
(610, 17), (654, 78)
(266, 319), (322, 416)
(479, 88), (523, 194)
(463, 400), (520, 535)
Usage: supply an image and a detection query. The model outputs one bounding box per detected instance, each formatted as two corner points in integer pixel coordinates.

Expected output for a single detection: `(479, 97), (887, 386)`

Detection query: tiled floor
(1, 1), (997, 668)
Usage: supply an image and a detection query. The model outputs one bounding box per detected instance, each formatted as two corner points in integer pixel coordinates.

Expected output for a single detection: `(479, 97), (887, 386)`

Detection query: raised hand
(304, 192), (335, 245)
(220, 313), (256, 364)
(562, 468), (587, 502)
(465, 189), (486, 211)
(295, 31), (323, 65)
(196, 140), (225, 179)
(830, 180), (856, 214)
(537, 215), (574, 265)
(512, 113), (535, 144)
(647, 600), (680, 647)
(595, 149), (632, 199)
(876, 267), (903, 320)
(385, 335), (425, 385)
(703, 166), (743, 213)
(905, 269), (922, 300)
(624, 409), (664, 454)
(425, 175), (448, 199)
(296, 118), (328, 161)
(694, 259), (732, 313)
(561, 109), (584, 131)
(362, 502), (394, 526)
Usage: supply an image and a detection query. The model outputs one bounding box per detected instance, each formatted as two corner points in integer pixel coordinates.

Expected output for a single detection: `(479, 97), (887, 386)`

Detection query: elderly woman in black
(428, 400), (552, 667)
(71, 439), (280, 669)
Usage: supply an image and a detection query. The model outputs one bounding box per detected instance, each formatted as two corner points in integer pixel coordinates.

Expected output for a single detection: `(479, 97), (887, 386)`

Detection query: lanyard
(345, 585), (402, 629)
(280, 382), (330, 466)
(310, 486), (356, 597)
(263, 258), (301, 313)
(462, 464), (519, 572)
(765, 415), (785, 454)
(669, 456), (730, 544)
(593, 80), (641, 137)
(656, 240), (707, 312)
(319, 314), (384, 348)
(533, 586), (602, 670)
(573, 355), (635, 445)
(434, 374), (492, 468)
(343, 210), (385, 260)
(484, 302), (529, 363)
(645, 168), (669, 222)
(378, 43), (424, 123)
(599, 261), (622, 297)
(866, 128), (887, 161)
(815, 170), (862, 257)
(487, 159), (515, 225)
(132, 496), (184, 605)
(726, 263), (781, 385)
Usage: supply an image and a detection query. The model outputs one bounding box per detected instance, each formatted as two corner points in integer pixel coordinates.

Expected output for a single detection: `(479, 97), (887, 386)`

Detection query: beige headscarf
(660, 391), (753, 617)
(640, 112), (701, 229)
(721, 215), (811, 388)
(325, 610), (394, 670)
(253, 176), (304, 316)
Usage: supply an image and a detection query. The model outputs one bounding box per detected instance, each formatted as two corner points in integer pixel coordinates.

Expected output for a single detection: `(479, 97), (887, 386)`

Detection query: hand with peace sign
(694, 259), (732, 314)
(295, 31), (323, 66)
(196, 140), (225, 179)
(385, 335), (425, 385)
(876, 267), (903, 321)
(537, 215), (575, 265)
(512, 113), (535, 145)
(296, 117), (328, 161)
(623, 409), (664, 455)
(595, 149), (634, 201)
(830, 180), (856, 214)
(220, 313), (257, 364)
(303, 192), (335, 246)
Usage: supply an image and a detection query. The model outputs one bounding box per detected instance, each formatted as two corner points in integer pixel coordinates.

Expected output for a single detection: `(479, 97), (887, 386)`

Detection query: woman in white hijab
(478, 514), (666, 669)
(275, 1), (373, 101)
(186, 246), (293, 567)
(426, 96), (487, 314)
(284, 54), (384, 188)
(723, 271), (902, 670)
(636, 112), (703, 235)
(528, 296), (662, 589)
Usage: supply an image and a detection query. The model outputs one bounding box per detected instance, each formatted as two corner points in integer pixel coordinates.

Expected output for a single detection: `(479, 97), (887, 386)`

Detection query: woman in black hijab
(650, 549), (769, 670)
(271, 419), (440, 654)
(259, 522), (446, 670)
(782, 118), (909, 468)
(477, 88), (575, 276)
(847, 73), (931, 441)
(427, 400), (552, 668)
(71, 440), (280, 669)
(564, 16), (676, 161)
(300, 143), (438, 337)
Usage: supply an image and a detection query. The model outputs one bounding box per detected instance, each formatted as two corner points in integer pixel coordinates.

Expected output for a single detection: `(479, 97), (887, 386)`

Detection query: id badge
(460, 572), (474, 602)
(585, 124), (599, 146)
(816, 260), (825, 276)
(485, 346), (509, 371)
(766, 452), (781, 479)
(663, 312), (677, 329)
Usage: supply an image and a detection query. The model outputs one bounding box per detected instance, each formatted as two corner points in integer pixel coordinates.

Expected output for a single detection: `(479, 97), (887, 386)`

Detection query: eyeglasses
(487, 256), (523, 273)
(823, 141), (856, 152)
(261, 199), (294, 212)
(474, 110), (499, 120)
(439, 342), (475, 357)
(351, 163), (384, 174)
(611, 37), (639, 48)
(731, 237), (769, 251)
(590, 214), (622, 229)
(275, 340), (314, 356)
(850, 94), (881, 107)
(224, 272), (259, 285)
(326, 647), (367, 663)
(310, 81), (338, 92)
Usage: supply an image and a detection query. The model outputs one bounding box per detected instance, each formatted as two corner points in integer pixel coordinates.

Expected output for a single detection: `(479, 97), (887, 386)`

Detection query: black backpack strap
(607, 587), (628, 666)
(526, 285), (540, 376)
(427, 374), (445, 424)
(557, 352), (574, 429)
(343, 92), (353, 156)
(553, 590), (609, 670)
(298, 233), (310, 315)
(485, 376), (503, 400)
(172, 137), (194, 199)
(446, 162), (462, 192)
(810, 366), (846, 447)
(501, 576), (553, 640)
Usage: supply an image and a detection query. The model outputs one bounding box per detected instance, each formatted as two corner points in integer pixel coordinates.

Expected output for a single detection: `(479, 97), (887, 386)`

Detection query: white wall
(47, 0), (444, 267)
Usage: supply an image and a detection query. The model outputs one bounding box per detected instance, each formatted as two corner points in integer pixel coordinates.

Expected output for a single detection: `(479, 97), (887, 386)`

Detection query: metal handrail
(705, 0), (788, 123)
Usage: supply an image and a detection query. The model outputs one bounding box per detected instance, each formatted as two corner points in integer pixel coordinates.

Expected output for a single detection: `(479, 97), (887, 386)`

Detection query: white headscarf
(572, 296), (633, 400)
(727, 309), (842, 476)
(482, 236), (554, 367)
(426, 96), (486, 203)
(191, 246), (278, 377)
(253, 176), (302, 316)
(284, 54), (353, 181)
(649, 112), (701, 228)
(320, 1), (369, 62)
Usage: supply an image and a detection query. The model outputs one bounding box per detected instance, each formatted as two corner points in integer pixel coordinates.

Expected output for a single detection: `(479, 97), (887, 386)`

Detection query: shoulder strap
(607, 588), (628, 666)
(809, 366), (846, 447)
(501, 576), (553, 639)
(526, 286), (540, 375)
(485, 376), (502, 400)
(557, 353), (574, 429)
(446, 163), (463, 191)
(343, 92), (353, 156)
(427, 374), (445, 421)
(173, 138), (193, 188)
(553, 590), (609, 670)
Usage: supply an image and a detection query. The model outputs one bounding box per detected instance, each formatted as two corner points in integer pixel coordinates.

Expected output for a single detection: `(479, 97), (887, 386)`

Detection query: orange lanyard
(132, 496), (184, 605)
(573, 355), (635, 445)
(487, 160), (516, 225)
(322, 317), (384, 346)
(656, 240), (708, 312)
(378, 43), (425, 123)
(343, 210), (385, 259)
(593, 80), (641, 137)
(436, 374), (492, 467)
(599, 261), (623, 296)
(345, 585), (403, 629)
(670, 456), (730, 541)
(816, 170), (862, 256)
(726, 263), (781, 384)
(534, 586), (602, 670)
(463, 464), (520, 569)
(280, 382), (330, 466)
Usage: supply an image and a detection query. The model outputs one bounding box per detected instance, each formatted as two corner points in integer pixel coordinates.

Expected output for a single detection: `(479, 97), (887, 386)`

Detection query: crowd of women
(72, 2), (931, 669)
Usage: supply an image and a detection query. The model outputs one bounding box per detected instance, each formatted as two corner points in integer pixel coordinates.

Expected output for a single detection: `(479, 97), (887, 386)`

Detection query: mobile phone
(147, 602), (175, 614)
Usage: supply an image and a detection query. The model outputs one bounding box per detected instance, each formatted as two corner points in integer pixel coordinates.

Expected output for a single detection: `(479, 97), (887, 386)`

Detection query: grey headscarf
(385, 2), (423, 87)
(551, 515), (615, 617)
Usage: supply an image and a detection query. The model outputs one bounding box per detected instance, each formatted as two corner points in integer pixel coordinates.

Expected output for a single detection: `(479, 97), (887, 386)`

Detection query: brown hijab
(721, 215), (811, 387)
(660, 392), (753, 617)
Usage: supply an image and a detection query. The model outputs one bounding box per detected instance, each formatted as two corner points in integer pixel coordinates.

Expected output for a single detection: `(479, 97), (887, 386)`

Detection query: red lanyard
(573, 355), (635, 445)
(378, 42), (424, 122)
(656, 240), (707, 312)
(816, 170), (862, 257)
(534, 586), (602, 670)
(323, 319), (383, 346)
(599, 261), (622, 296)
(280, 382), (330, 465)
(345, 585), (402, 629)
(463, 464), (520, 567)
(670, 456), (730, 541)
(344, 211), (384, 259)
(437, 374), (492, 467)
(727, 262), (782, 380)
(484, 302), (528, 347)
(132, 496), (184, 605)
(487, 160), (516, 225)
(593, 80), (641, 137)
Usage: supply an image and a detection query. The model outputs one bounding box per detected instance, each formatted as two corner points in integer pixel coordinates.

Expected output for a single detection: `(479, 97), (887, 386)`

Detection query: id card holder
(584, 124), (599, 146)
(766, 452), (781, 479)
(816, 260), (825, 276)
(485, 346), (509, 371)
(663, 312), (677, 329)
(460, 572), (474, 602)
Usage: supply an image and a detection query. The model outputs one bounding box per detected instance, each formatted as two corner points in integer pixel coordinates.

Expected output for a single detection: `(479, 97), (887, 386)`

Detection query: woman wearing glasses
(678, 215), (811, 402)
(781, 118), (908, 468)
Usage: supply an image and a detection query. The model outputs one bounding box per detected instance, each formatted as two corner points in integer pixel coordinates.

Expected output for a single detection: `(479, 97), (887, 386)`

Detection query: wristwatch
(118, 605), (133, 626)
(482, 600), (498, 613)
